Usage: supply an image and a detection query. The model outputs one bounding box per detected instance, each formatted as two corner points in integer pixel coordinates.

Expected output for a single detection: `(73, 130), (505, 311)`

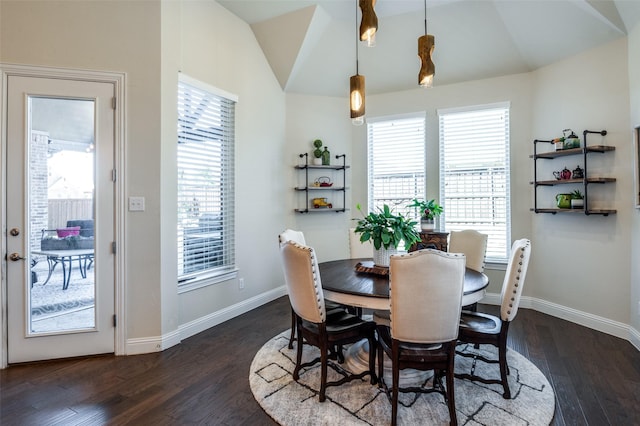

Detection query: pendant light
(418, 0), (435, 87)
(359, 0), (378, 47)
(351, 1), (365, 125)
(350, 74), (365, 125)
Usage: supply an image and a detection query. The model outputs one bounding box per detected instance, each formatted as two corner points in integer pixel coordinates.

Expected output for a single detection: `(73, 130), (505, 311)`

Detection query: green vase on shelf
(322, 147), (330, 165)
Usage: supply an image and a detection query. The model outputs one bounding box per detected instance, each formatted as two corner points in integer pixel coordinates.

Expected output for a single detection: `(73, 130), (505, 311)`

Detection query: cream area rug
(250, 330), (555, 426)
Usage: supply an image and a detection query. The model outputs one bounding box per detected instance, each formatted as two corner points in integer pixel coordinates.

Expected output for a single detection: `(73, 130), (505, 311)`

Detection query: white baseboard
(483, 292), (634, 342)
(127, 288), (639, 355)
(630, 326), (640, 351)
(177, 286), (287, 341)
(125, 286), (287, 355)
(126, 329), (181, 355)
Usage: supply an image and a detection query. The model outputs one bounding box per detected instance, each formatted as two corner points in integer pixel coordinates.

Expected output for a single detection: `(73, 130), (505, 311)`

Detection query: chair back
(389, 249), (466, 344)
(500, 238), (531, 322)
(279, 241), (326, 324)
(448, 229), (488, 273)
(349, 227), (373, 259)
(278, 229), (306, 246)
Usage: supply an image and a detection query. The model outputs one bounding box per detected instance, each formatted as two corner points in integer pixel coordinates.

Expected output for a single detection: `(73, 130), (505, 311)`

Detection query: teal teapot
(556, 193), (572, 209)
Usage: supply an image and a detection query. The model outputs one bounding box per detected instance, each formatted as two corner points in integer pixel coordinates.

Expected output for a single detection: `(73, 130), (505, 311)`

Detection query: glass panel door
(6, 74), (115, 363)
(28, 97), (96, 334)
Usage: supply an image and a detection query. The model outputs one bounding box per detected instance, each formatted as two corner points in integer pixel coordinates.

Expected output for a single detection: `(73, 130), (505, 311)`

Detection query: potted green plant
(312, 139), (323, 165)
(570, 189), (584, 209)
(407, 198), (443, 231)
(353, 203), (421, 266)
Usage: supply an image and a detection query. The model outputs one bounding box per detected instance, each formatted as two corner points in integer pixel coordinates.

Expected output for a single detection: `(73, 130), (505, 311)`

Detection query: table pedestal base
(344, 340), (430, 386)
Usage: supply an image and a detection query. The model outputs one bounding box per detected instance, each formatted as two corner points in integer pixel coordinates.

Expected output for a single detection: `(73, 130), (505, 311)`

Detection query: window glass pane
(439, 105), (511, 262)
(367, 116), (426, 219)
(177, 78), (235, 282)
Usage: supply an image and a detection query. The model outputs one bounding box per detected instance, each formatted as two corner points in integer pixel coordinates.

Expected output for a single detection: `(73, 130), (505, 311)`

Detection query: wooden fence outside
(48, 199), (93, 229)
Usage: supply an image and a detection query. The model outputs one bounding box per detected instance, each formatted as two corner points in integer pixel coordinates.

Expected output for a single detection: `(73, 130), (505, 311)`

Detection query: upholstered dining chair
(377, 249), (466, 426)
(449, 229), (488, 310)
(456, 238), (532, 399)
(278, 229), (344, 349)
(448, 229), (488, 273)
(279, 240), (378, 402)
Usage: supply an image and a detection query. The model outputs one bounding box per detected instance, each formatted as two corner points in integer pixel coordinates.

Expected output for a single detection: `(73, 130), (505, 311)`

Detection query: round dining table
(317, 257), (490, 381)
(319, 258), (489, 310)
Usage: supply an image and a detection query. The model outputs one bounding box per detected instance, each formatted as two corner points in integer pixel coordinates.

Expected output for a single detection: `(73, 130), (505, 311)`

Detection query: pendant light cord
(424, 0), (427, 35)
(355, 0), (359, 74)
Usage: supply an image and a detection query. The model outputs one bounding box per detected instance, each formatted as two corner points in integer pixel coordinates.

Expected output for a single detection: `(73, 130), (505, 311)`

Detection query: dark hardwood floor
(1, 297), (639, 425)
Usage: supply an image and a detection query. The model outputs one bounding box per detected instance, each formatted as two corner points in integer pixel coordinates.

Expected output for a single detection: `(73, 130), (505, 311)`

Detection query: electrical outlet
(239, 278), (245, 290)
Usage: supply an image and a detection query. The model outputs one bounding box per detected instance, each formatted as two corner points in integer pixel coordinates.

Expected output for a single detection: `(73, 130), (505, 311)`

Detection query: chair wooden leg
(499, 338), (511, 399)
(377, 339), (384, 388)
(391, 345), (400, 426)
(319, 341), (328, 402)
(293, 323), (303, 381)
(367, 333), (377, 385)
(288, 307), (296, 349)
(446, 350), (458, 426)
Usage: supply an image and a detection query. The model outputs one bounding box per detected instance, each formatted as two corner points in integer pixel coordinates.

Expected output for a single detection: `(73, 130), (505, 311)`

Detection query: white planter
(571, 198), (584, 209)
(312, 157), (323, 165)
(373, 247), (397, 267)
(420, 219), (435, 231)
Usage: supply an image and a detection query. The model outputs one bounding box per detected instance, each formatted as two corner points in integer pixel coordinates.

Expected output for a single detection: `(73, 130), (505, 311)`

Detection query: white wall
(161, 1), (287, 331)
(1, 0), (165, 340)
(285, 38), (635, 332)
(1, 0), (288, 353)
(1, 0), (637, 356)
(285, 94), (354, 262)
(628, 23), (640, 337)
(530, 38), (631, 324)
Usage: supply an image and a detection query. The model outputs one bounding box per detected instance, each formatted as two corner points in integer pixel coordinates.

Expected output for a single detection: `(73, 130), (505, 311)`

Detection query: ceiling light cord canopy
(418, 0), (435, 88)
(359, 0), (378, 47)
(351, 0), (366, 125)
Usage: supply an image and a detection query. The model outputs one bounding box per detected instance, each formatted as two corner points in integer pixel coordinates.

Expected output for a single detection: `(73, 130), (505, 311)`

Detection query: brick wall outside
(30, 131), (48, 252)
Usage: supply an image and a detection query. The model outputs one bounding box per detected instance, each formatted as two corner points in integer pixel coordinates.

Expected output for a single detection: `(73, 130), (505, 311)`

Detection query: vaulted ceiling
(218, 0), (640, 97)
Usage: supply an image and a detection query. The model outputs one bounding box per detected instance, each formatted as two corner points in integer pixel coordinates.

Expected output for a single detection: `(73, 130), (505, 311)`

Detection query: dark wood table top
(319, 258), (489, 301)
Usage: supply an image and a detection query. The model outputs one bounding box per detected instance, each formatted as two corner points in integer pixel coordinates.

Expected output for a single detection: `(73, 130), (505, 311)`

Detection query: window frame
(177, 74), (238, 292)
(366, 113), (427, 220)
(438, 102), (511, 264)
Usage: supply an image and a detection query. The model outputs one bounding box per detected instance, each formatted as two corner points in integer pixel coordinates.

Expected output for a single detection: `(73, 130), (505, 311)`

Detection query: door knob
(9, 253), (25, 261)
(9, 228), (20, 236)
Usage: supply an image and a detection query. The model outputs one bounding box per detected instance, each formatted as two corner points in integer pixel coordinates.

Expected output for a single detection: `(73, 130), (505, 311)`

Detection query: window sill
(178, 268), (238, 294)
(485, 261), (507, 271)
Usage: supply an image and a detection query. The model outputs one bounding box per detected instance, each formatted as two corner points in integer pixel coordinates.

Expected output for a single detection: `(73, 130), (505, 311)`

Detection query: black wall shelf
(294, 153), (349, 213)
(530, 130), (616, 216)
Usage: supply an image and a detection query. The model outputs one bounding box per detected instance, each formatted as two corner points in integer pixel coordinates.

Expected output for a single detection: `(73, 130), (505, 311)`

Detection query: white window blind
(367, 115), (426, 219)
(177, 76), (236, 285)
(439, 104), (511, 262)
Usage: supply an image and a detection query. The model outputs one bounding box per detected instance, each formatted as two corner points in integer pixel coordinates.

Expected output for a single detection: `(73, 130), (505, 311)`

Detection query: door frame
(0, 64), (126, 368)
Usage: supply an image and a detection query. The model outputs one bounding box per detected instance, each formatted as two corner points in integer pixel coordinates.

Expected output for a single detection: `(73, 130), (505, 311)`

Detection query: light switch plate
(128, 196), (145, 212)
